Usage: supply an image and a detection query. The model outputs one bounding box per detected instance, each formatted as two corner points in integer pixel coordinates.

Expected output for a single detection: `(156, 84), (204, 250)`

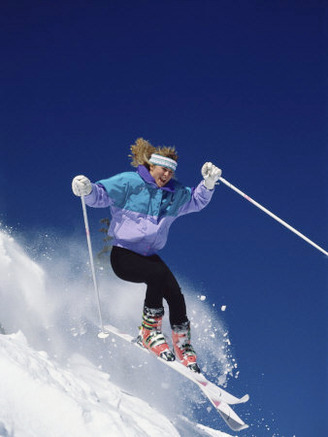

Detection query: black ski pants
(110, 246), (188, 327)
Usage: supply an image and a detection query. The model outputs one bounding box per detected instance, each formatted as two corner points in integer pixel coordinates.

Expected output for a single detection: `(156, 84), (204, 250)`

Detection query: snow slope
(0, 331), (180, 437)
(0, 227), (238, 437)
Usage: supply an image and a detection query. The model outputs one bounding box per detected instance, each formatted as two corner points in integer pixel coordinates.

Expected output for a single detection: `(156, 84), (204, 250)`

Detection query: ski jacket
(84, 165), (214, 256)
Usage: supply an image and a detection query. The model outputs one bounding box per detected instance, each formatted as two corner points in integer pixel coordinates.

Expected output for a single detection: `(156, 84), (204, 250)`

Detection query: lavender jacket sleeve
(176, 181), (215, 217)
(83, 183), (112, 208)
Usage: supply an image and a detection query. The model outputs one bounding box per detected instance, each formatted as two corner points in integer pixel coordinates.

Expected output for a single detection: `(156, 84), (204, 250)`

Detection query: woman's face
(149, 165), (174, 187)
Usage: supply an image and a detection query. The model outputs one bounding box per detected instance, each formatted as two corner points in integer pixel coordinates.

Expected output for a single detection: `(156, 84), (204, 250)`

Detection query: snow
(0, 332), (179, 437)
(0, 227), (238, 437)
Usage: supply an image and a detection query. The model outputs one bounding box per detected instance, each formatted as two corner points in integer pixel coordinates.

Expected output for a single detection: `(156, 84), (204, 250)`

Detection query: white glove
(72, 175), (92, 197)
(201, 162), (222, 190)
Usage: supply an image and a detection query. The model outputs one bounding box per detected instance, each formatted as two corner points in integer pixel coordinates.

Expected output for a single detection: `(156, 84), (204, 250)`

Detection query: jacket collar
(137, 165), (175, 192)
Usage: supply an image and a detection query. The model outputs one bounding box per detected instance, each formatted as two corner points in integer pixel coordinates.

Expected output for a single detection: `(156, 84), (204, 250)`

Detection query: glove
(72, 175), (92, 197)
(201, 162), (222, 190)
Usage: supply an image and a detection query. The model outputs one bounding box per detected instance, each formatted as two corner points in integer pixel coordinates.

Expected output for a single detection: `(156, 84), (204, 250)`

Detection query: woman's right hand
(72, 175), (92, 196)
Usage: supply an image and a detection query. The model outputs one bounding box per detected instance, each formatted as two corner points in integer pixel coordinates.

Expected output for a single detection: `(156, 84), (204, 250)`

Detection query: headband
(149, 153), (177, 172)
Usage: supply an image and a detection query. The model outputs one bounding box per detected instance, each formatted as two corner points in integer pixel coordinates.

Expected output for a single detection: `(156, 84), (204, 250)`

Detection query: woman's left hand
(201, 162), (222, 190)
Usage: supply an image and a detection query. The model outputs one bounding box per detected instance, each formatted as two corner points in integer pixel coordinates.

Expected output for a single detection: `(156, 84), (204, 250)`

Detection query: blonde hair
(129, 138), (178, 169)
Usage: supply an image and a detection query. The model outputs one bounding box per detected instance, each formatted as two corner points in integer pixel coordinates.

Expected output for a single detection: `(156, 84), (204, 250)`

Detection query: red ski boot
(139, 306), (175, 362)
(172, 321), (200, 373)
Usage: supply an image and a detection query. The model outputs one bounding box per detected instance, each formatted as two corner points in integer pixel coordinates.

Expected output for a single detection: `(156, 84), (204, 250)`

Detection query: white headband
(149, 153), (177, 172)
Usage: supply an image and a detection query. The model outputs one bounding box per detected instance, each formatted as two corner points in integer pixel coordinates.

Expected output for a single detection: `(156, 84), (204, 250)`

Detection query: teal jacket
(84, 165), (214, 255)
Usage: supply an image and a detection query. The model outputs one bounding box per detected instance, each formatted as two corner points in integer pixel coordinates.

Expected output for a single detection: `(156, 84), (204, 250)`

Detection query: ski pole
(218, 177), (328, 257)
(81, 196), (109, 338)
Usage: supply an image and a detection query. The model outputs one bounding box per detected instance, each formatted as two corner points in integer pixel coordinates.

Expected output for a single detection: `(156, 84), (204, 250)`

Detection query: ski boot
(138, 306), (175, 362)
(172, 321), (200, 373)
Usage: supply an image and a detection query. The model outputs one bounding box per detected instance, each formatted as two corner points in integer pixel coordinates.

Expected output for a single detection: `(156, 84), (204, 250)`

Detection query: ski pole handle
(219, 177), (328, 257)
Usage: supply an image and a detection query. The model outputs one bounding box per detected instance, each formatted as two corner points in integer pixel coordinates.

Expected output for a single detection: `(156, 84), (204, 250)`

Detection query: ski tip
(241, 423), (250, 430)
(237, 424), (249, 431)
(218, 409), (249, 432)
(240, 393), (250, 403)
(229, 393), (250, 404)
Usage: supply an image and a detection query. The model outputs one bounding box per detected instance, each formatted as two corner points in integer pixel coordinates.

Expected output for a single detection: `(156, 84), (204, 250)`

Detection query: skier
(72, 138), (221, 372)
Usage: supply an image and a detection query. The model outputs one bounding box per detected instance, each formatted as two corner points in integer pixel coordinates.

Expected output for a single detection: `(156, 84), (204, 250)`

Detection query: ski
(103, 323), (249, 432)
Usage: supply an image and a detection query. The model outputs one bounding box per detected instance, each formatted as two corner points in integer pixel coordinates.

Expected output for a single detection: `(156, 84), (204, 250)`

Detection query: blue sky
(1, 2), (327, 436)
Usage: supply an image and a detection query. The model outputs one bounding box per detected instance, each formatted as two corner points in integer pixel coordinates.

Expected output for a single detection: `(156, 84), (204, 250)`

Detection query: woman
(72, 138), (221, 372)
